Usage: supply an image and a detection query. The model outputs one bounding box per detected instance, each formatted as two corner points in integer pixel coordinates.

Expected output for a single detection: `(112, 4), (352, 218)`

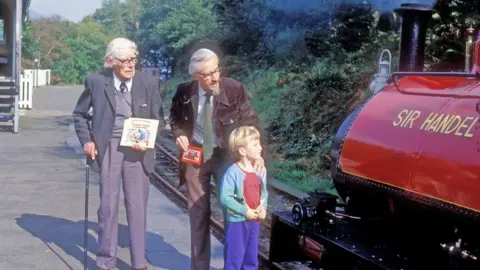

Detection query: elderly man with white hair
(169, 48), (266, 270)
(73, 37), (165, 270)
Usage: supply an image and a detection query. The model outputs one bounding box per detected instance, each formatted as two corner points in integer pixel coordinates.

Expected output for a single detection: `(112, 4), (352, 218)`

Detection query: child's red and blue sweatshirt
(219, 163), (268, 222)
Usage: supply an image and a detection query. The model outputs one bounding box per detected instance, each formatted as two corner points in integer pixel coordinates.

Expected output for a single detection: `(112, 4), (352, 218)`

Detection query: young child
(220, 125), (268, 270)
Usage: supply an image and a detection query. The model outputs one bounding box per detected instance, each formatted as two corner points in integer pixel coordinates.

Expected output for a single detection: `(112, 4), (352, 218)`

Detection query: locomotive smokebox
(395, 3), (433, 72)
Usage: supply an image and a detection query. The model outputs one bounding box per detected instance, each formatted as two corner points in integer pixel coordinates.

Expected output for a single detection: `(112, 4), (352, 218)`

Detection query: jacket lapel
(104, 69), (116, 112)
(214, 78), (230, 117)
(131, 73), (145, 117)
(191, 81), (199, 124)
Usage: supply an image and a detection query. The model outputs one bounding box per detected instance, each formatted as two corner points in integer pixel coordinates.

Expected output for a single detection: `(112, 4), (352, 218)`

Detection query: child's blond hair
(228, 126), (261, 158)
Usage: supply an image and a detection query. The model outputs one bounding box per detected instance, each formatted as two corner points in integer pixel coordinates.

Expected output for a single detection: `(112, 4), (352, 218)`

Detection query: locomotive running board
(269, 211), (407, 270)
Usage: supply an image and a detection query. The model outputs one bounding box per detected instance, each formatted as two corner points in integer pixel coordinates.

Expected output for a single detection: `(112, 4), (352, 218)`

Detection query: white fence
(18, 69), (51, 109)
(23, 69), (51, 87)
(18, 73), (34, 109)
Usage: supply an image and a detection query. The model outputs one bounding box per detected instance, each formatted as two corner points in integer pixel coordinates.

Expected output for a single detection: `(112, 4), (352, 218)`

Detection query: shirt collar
(198, 83), (213, 98)
(113, 72), (132, 92)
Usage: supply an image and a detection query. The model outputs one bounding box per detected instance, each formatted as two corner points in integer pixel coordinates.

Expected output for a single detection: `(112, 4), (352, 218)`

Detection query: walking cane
(84, 158), (90, 270)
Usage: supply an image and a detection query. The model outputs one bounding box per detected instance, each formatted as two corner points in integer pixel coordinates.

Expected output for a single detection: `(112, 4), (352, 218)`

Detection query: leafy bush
(265, 26), (310, 62)
(331, 3), (376, 52)
(222, 3), (393, 193)
(266, 45), (376, 175)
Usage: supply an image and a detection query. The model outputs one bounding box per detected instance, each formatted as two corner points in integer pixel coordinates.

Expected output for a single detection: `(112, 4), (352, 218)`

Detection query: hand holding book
(120, 117), (159, 150)
(131, 142), (147, 152)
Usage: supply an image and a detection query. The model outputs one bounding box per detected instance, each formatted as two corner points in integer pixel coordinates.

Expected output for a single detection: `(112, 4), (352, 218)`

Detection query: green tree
(137, 0), (179, 69)
(425, 0), (480, 71)
(33, 16), (76, 71)
(123, 0), (143, 41)
(213, 0), (271, 56)
(138, 0), (217, 75)
(65, 21), (111, 83)
(156, 0), (218, 52)
(90, 0), (128, 37)
(21, 19), (39, 69)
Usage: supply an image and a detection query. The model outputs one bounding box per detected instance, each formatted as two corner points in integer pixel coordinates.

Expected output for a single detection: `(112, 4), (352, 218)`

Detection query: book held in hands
(120, 117), (159, 149)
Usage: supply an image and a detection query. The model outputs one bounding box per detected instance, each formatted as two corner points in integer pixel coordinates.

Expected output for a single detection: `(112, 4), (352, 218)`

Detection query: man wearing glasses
(73, 37), (165, 270)
(169, 48), (265, 270)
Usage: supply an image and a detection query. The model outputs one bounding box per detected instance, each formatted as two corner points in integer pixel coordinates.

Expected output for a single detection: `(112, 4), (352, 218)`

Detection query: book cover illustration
(120, 117), (159, 149)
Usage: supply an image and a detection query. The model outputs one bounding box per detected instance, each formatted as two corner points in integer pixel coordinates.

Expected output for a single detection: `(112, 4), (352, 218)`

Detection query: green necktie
(203, 93), (213, 161)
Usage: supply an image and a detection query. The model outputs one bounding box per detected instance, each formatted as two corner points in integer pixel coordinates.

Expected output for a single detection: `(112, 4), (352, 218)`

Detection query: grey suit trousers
(96, 138), (150, 269)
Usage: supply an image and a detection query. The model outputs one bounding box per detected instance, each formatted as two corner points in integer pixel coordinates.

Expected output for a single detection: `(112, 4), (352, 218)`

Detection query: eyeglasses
(116, 57), (137, 65)
(198, 67), (221, 78)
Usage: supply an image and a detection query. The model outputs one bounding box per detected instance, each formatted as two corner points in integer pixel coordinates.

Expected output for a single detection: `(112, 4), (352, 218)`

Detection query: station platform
(0, 85), (224, 269)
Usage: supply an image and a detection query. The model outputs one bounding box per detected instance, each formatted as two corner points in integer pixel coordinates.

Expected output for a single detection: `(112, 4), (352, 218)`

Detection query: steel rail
(155, 142), (296, 232)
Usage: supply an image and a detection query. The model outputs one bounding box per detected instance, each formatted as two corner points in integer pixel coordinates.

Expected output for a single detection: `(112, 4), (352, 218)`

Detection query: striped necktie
(120, 82), (127, 93)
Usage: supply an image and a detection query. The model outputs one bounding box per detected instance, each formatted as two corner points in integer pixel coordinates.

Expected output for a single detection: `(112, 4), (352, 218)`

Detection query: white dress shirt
(113, 72), (132, 92)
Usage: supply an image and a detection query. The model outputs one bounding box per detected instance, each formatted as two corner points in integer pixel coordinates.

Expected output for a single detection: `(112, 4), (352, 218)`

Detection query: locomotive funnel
(395, 3), (433, 72)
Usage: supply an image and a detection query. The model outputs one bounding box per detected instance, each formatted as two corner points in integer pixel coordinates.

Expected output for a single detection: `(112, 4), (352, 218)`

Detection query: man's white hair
(188, 48), (218, 76)
(104, 38), (138, 67)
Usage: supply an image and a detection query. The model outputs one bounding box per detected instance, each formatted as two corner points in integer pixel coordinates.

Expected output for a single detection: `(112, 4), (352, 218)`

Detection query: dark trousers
(224, 220), (260, 270)
(184, 147), (232, 270)
(96, 138), (150, 269)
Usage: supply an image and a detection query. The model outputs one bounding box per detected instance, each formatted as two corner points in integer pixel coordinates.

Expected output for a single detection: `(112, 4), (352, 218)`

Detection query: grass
(267, 157), (339, 196)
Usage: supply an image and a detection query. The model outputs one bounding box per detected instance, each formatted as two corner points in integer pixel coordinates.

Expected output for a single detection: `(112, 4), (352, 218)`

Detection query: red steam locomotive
(269, 3), (480, 269)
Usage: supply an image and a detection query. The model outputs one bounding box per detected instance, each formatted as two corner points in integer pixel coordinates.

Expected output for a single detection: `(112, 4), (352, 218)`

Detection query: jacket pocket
(136, 104), (149, 117)
(220, 112), (239, 126)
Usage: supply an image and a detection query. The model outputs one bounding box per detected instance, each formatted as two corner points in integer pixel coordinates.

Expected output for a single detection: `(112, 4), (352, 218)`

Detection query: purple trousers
(224, 220), (260, 270)
(96, 138), (149, 269)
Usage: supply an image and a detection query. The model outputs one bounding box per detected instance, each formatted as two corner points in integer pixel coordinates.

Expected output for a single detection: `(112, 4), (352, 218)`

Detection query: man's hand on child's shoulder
(253, 157), (266, 175)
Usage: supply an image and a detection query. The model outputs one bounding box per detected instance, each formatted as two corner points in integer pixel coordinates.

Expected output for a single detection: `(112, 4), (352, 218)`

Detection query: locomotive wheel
(292, 202), (304, 226)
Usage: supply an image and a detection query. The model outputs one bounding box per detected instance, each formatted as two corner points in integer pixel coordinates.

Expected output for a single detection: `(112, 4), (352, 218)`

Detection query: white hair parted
(104, 37), (139, 67)
(188, 48), (218, 76)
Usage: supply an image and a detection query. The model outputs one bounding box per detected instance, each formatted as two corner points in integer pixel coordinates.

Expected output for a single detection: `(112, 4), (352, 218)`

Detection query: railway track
(151, 133), (307, 270)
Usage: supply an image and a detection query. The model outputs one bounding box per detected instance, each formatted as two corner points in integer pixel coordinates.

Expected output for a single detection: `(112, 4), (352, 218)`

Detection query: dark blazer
(169, 77), (264, 185)
(73, 68), (166, 174)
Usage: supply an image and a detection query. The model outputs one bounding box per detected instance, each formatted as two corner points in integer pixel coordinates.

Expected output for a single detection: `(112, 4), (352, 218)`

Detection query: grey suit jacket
(73, 68), (166, 174)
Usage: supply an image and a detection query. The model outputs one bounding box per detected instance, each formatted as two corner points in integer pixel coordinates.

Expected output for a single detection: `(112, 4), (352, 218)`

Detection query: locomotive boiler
(269, 3), (480, 269)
